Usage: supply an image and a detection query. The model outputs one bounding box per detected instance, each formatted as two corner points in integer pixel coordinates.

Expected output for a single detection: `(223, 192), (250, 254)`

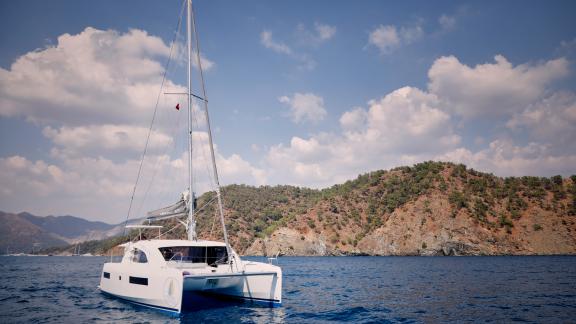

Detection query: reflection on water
(0, 255), (575, 323)
(177, 293), (286, 323)
(238, 306), (286, 324)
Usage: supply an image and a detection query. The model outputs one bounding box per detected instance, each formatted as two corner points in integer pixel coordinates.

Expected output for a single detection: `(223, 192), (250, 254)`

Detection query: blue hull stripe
(195, 291), (281, 304)
(101, 290), (281, 314)
(235, 296), (281, 304)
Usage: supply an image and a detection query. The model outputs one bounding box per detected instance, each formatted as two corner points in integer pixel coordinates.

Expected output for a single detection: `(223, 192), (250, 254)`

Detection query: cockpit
(159, 246), (228, 266)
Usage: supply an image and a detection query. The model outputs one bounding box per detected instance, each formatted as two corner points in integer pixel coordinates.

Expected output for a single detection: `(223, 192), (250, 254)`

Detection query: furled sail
(146, 190), (190, 222)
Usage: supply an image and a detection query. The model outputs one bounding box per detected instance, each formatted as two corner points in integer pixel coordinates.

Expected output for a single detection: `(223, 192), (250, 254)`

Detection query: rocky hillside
(242, 162), (576, 256)
(45, 162), (576, 256)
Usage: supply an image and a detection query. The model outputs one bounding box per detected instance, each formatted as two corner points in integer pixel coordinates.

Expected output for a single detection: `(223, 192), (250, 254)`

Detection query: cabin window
(103, 272), (110, 279)
(129, 276), (148, 286)
(131, 249), (148, 263)
(159, 246), (228, 265)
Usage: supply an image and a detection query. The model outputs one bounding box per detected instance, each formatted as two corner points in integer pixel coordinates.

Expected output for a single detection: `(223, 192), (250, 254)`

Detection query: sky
(1, 0), (576, 223)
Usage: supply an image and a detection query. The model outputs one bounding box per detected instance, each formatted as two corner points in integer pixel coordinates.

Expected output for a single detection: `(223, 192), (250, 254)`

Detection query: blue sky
(1, 0), (575, 222)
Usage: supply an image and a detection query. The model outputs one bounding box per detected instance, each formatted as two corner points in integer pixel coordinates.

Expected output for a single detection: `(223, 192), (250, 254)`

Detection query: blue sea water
(0, 256), (575, 323)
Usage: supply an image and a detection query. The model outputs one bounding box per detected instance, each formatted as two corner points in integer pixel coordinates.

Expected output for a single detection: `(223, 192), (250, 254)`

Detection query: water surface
(0, 256), (574, 323)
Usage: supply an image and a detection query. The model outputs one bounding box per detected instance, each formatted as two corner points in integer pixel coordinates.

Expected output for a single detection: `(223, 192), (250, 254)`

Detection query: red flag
(175, 103), (180, 110)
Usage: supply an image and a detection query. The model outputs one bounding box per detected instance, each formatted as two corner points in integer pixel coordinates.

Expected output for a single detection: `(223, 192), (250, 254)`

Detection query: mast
(190, 1), (232, 259)
(186, 0), (196, 241)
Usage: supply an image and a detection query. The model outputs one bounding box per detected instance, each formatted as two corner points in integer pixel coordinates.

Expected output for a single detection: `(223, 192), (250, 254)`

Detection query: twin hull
(99, 262), (282, 313)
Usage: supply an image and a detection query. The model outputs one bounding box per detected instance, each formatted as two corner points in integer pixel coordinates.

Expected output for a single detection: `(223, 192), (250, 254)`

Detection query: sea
(0, 256), (575, 323)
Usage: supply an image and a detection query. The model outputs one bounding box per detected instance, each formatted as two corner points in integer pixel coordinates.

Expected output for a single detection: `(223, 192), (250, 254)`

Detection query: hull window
(103, 272), (110, 279)
(159, 246), (228, 265)
(131, 248), (148, 263)
(129, 276), (148, 286)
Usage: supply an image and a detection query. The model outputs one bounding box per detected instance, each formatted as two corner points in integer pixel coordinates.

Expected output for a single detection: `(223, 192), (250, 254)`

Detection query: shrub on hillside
(449, 191), (467, 210)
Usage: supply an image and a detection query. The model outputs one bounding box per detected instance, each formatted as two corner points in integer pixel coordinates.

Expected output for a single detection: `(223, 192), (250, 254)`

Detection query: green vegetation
(307, 219), (316, 229)
(472, 198), (489, 222)
(499, 214), (514, 234)
(39, 161), (573, 255)
(451, 163), (467, 179)
(568, 175), (576, 216)
(449, 191), (467, 210)
(377, 161), (444, 212)
(533, 224), (543, 231)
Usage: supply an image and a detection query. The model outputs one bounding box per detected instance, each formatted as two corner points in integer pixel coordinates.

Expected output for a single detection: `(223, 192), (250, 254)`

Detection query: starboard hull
(183, 270), (282, 305)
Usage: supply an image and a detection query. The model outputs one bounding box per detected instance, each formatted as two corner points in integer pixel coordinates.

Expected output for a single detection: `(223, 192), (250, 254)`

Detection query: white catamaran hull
(183, 266), (282, 304)
(99, 241), (282, 313)
(100, 263), (185, 312)
(100, 265), (281, 313)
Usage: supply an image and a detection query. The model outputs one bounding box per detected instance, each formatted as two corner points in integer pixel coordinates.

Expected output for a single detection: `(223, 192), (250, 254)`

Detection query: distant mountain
(0, 211), (137, 254)
(54, 161), (576, 257)
(0, 212), (69, 253)
(19, 212), (114, 239)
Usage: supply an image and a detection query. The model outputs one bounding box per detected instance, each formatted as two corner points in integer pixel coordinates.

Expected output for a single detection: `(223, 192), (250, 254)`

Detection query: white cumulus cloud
(428, 55), (569, 118)
(507, 92), (576, 152)
(266, 86), (460, 187)
(42, 124), (174, 158)
(264, 54), (575, 188)
(278, 93), (327, 124)
(435, 140), (576, 177)
(340, 107), (368, 132)
(0, 27), (204, 126)
(0, 27), (267, 222)
(0, 137), (266, 222)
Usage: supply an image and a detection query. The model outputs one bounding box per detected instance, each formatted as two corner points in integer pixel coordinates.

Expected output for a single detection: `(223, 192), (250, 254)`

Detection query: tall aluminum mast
(190, 1), (232, 259)
(186, 0), (196, 241)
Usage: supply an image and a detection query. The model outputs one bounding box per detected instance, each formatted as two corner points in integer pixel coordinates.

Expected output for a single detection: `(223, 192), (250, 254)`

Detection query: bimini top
(120, 239), (232, 266)
(129, 239), (227, 249)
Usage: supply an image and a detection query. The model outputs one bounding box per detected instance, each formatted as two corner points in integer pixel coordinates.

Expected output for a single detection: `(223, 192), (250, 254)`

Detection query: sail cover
(146, 190), (190, 222)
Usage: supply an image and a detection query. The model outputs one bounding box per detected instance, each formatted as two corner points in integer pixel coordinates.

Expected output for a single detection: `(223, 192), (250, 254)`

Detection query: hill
(41, 162), (576, 256)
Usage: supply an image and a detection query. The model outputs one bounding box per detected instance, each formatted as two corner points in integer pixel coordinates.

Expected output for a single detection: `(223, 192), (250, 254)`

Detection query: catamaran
(99, 0), (282, 313)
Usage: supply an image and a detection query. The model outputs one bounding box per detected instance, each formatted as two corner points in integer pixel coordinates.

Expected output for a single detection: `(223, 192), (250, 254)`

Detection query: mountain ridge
(36, 161), (576, 256)
(0, 212), (69, 253)
(19, 212), (115, 238)
(240, 162), (576, 256)
(0, 211), (131, 253)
